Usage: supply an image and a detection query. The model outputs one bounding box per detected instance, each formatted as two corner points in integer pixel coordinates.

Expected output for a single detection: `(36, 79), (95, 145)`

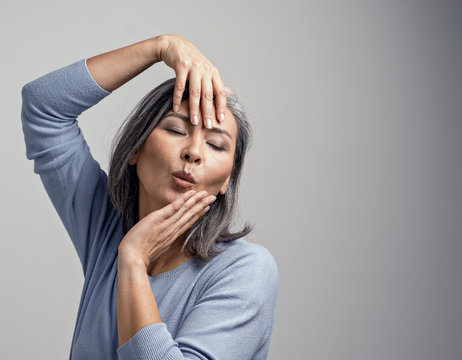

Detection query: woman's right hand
(153, 34), (227, 128)
(117, 190), (216, 271)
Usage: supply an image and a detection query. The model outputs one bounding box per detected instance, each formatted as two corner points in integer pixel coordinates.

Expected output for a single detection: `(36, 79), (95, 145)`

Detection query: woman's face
(129, 99), (238, 214)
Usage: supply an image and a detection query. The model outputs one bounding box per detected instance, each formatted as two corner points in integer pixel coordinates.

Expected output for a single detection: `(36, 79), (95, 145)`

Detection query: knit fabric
(21, 59), (279, 360)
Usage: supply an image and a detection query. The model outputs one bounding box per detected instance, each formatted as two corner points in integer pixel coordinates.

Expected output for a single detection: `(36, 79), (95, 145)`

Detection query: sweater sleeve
(21, 59), (115, 277)
(117, 244), (279, 360)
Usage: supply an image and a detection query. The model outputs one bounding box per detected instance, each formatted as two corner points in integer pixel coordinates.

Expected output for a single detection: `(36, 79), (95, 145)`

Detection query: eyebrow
(163, 113), (233, 141)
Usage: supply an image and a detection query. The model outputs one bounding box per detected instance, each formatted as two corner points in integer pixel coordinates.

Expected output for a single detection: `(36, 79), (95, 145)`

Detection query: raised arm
(86, 34), (227, 127)
(21, 34), (227, 277)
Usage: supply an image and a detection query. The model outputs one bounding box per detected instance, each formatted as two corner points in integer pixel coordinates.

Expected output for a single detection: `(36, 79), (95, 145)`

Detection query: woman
(21, 34), (278, 359)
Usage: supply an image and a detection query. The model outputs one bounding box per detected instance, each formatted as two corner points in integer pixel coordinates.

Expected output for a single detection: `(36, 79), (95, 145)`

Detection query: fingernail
(193, 115), (199, 125)
(207, 195), (216, 202)
(187, 190), (196, 196)
(219, 113), (224, 121)
(206, 118), (212, 129)
(173, 104), (179, 112)
(200, 191), (208, 197)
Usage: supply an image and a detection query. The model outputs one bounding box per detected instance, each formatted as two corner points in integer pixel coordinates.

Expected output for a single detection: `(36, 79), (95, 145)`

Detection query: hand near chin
(117, 190), (216, 271)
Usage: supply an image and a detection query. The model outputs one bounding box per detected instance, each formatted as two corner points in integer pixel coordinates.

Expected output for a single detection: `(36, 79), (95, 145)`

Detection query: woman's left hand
(117, 190), (216, 271)
(153, 34), (227, 128)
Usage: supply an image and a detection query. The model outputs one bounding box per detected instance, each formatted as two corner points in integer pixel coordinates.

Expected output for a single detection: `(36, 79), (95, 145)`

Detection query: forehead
(161, 99), (238, 141)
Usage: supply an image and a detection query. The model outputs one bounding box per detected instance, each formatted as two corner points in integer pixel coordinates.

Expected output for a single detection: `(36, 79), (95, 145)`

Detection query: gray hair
(108, 78), (254, 261)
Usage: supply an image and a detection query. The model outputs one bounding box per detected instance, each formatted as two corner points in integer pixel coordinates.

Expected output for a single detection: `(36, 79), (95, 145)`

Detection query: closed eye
(166, 128), (225, 151)
(166, 129), (185, 135)
(207, 143), (225, 151)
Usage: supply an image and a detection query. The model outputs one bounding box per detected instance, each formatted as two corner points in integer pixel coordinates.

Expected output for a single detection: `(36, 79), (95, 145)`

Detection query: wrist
(118, 247), (149, 274)
(145, 35), (170, 64)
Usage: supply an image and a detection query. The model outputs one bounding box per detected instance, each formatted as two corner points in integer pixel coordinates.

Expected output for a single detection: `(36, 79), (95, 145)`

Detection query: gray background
(1, 0), (461, 359)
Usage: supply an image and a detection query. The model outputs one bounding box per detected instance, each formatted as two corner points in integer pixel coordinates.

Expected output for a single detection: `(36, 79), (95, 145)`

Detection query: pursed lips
(172, 170), (196, 188)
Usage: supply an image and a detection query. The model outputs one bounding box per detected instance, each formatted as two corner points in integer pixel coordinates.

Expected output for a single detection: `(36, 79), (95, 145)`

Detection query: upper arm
(176, 245), (279, 359)
(21, 59), (117, 276)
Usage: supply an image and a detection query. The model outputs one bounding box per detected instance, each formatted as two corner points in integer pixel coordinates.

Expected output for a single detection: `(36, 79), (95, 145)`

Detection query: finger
(212, 72), (227, 123)
(157, 191), (209, 240)
(201, 73), (215, 129)
(173, 68), (188, 113)
(188, 68), (202, 125)
(175, 203), (211, 238)
(169, 191), (214, 228)
(158, 190), (207, 225)
(177, 191), (212, 220)
(174, 194), (215, 236)
(157, 190), (197, 220)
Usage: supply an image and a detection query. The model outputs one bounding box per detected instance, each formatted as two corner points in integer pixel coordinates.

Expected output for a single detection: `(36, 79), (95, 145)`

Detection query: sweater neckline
(147, 257), (197, 280)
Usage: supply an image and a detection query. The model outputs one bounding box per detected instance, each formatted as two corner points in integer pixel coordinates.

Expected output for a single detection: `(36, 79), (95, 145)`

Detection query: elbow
(21, 82), (36, 104)
(21, 82), (35, 125)
(20, 82), (41, 160)
(21, 80), (45, 125)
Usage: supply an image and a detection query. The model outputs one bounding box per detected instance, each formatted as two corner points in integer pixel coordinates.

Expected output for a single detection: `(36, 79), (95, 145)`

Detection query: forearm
(86, 35), (166, 92)
(117, 257), (162, 347)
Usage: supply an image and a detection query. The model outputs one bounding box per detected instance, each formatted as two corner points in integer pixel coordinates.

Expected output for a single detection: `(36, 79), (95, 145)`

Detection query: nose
(181, 139), (202, 164)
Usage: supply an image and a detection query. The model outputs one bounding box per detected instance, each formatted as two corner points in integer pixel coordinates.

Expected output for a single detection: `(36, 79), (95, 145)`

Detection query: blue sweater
(21, 59), (278, 360)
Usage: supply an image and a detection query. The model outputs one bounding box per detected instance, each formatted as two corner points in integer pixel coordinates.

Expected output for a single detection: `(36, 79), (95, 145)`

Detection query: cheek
(206, 157), (234, 188)
(136, 139), (172, 182)
(143, 137), (173, 166)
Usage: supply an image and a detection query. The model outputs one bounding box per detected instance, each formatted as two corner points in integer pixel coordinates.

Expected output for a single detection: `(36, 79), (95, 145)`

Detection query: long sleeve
(21, 59), (117, 277)
(21, 58), (279, 360)
(117, 243), (279, 360)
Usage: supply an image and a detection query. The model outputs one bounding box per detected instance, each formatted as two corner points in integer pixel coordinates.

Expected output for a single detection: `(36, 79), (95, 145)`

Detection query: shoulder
(216, 238), (278, 275)
(198, 238), (279, 303)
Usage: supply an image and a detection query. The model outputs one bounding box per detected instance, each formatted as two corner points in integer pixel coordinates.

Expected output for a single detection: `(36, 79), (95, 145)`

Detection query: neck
(147, 235), (193, 277)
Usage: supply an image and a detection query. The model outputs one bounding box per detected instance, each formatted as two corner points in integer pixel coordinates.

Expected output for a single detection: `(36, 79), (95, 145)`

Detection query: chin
(165, 188), (186, 203)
